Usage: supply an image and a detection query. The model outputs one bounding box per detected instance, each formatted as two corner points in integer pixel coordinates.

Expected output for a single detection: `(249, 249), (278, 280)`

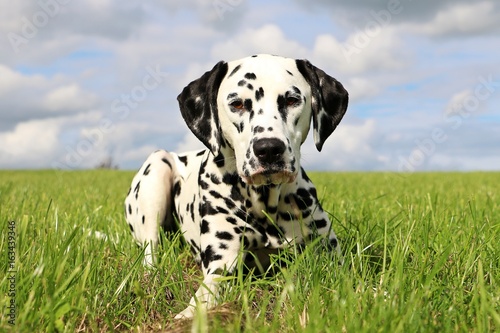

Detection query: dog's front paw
(174, 306), (196, 320)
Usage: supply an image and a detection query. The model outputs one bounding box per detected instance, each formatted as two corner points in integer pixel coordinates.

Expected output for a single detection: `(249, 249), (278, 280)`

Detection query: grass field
(0, 170), (499, 332)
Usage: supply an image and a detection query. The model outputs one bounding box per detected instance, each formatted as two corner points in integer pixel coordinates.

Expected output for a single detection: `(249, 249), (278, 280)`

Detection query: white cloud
(43, 83), (99, 113)
(443, 87), (492, 119)
(344, 77), (381, 102)
(0, 118), (61, 168)
(312, 27), (409, 75)
(0, 66), (99, 125)
(0, 64), (46, 96)
(413, 1), (500, 37)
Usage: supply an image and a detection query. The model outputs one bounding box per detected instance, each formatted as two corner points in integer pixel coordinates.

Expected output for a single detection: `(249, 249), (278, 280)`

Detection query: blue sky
(0, 0), (499, 171)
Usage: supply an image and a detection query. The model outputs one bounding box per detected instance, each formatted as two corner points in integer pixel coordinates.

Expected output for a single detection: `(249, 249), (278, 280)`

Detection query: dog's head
(178, 54), (348, 186)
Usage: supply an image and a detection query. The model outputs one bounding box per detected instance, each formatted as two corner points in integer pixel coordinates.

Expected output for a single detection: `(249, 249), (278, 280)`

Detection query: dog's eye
(230, 100), (244, 110)
(286, 96), (300, 107)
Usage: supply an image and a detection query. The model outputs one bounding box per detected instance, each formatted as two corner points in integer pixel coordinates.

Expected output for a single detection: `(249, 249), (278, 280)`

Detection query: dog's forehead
(224, 55), (307, 90)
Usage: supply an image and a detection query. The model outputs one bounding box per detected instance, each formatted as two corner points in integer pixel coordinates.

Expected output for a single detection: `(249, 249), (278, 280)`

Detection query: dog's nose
(253, 138), (286, 164)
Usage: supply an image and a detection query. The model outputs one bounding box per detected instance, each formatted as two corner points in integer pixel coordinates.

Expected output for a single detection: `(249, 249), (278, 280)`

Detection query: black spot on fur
(224, 198), (236, 210)
(143, 163), (151, 175)
(201, 219), (210, 234)
(235, 209), (248, 222)
(286, 70), (293, 76)
(210, 173), (221, 185)
(276, 94), (288, 122)
(190, 239), (201, 253)
(301, 168), (311, 182)
(178, 155), (188, 166)
(200, 156), (208, 174)
(216, 231), (234, 241)
(201, 200), (218, 216)
(229, 64), (241, 78)
(128, 223), (134, 233)
(196, 150), (206, 156)
(201, 245), (222, 269)
(134, 181), (141, 199)
(241, 236), (250, 249)
(256, 186), (270, 206)
(311, 218), (328, 229)
(238, 80), (246, 86)
(226, 216), (238, 225)
(244, 72), (256, 80)
(222, 172), (238, 185)
(200, 179), (209, 190)
(249, 110), (255, 122)
(161, 157), (172, 168)
(266, 223), (284, 238)
(247, 84), (253, 90)
(230, 186), (244, 203)
(142, 215), (145, 224)
(173, 181), (181, 197)
(254, 126), (265, 134)
(329, 238), (338, 249)
(189, 202), (195, 222)
(128, 204), (132, 215)
(244, 99), (253, 112)
(279, 212), (294, 221)
(214, 152), (225, 168)
(267, 206), (278, 214)
(209, 190), (223, 199)
(255, 87), (264, 101)
(309, 187), (317, 199)
(295, 188), (314, 210)
(216, 206), (230, 215)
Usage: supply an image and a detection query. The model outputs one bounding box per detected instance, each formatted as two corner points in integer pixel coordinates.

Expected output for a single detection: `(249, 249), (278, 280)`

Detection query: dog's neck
(210, 145), (283, 219)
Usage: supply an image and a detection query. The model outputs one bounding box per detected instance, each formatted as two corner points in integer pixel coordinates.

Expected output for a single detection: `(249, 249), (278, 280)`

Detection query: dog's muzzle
(242, 138), (297, 186)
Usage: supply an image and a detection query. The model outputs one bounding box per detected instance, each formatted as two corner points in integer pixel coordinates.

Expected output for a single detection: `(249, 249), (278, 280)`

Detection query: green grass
(0, 170), (499, 332)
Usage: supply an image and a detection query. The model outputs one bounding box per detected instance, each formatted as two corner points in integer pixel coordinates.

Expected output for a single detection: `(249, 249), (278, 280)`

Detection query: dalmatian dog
(124, 54), (348, 319)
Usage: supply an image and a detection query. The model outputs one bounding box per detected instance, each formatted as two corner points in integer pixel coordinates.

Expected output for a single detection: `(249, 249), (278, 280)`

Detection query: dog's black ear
(296, 59), (349, 152)
(177, 61), (229, 154)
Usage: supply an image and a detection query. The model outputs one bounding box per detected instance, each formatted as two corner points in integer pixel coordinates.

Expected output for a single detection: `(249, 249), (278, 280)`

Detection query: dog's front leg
(175, 217), (247, 319)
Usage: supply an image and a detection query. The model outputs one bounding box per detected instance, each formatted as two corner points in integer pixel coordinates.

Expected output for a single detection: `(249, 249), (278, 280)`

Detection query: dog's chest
(173, 150), (315, 256)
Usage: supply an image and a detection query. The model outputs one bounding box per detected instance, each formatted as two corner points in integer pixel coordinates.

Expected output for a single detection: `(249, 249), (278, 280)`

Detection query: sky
(0, 0), (499, 171)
